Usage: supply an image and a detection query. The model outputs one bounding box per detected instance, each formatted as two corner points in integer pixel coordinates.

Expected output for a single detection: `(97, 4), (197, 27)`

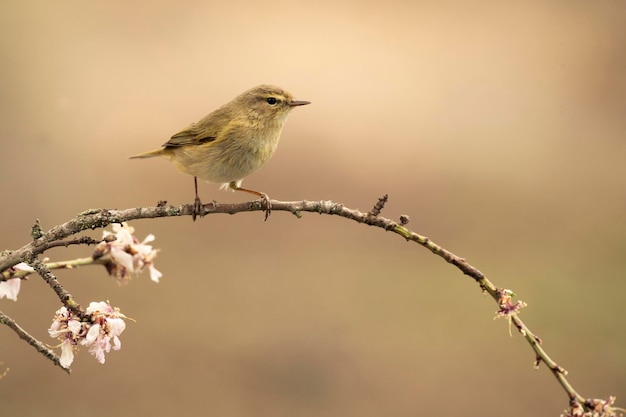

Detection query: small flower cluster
(562, 397), (623, 417)
(48, 301), (127, 368)
(0, 263), (33, 301)
(94, 222), (162, 283)
(494, 288), (527, 319)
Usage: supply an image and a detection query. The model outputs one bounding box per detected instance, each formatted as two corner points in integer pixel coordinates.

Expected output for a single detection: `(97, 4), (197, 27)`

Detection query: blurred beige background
(1, 1), (625, 416)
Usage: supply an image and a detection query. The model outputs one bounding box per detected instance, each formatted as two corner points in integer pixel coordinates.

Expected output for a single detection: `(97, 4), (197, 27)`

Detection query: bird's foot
(192, 196), (203, 221)
(259, 193), (271, 221)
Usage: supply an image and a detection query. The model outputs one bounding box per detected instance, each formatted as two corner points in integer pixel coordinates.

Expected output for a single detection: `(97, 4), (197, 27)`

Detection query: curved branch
(0, 197), (605, 407)
(0, 199), (485, 281)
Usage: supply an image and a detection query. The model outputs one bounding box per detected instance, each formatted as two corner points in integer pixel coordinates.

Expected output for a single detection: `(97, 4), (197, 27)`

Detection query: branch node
(368, 194), (389, 217)
(30, 219), (43, 240)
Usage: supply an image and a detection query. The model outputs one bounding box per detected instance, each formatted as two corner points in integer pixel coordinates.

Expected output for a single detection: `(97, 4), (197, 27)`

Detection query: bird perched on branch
(130, 84), (310, 220)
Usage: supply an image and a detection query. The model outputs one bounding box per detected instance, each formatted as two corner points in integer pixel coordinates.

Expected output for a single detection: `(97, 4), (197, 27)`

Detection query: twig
(2, 257), (102, 281)
(368, 194), (388, 217)
(29, 258), (84, 318)
(0, 310), (70, 374)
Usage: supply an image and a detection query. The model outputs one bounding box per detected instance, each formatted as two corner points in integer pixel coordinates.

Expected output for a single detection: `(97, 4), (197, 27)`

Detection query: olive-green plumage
(130, 84), (309, 189)
(130, 84), (310, 219)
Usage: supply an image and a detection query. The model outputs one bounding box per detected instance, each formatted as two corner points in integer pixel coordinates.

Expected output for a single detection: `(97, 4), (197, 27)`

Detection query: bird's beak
(289, 100), (311, 107)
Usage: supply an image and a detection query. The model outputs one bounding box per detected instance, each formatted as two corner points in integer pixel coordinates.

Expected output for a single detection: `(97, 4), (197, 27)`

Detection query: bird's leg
(232, 183), (271, 221)
(192, 176), (202, 221)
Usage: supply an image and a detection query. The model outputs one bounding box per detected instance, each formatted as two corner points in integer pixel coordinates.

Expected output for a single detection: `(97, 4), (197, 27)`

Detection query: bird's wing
(162, 122), (218, 147)
(162, 106), (234, 148)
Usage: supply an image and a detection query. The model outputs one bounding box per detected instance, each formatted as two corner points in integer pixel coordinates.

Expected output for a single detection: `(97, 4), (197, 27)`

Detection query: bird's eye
(266, 97), (277, 105)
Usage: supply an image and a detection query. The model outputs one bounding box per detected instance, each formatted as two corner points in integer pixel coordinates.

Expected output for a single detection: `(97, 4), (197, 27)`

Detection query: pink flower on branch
(0, 263), (33, 301)
(48, 301), (128, 367)
(94, 223), (162, 283)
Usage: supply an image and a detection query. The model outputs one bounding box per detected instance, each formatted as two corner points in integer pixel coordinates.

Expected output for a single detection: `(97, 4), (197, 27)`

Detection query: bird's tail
(128, 148), (165, 159)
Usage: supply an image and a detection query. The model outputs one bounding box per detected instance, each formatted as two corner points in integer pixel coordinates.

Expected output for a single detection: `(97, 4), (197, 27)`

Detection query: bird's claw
(192, 196), (203, 221)
(260, 194), (271, 221)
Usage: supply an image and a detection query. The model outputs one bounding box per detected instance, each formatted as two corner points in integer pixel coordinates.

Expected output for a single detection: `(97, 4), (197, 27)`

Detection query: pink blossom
(0, 278), (21, 301)
(48, 301), (127, 367)
(95, 223), (162, 283)
(0, 262), (33, 301)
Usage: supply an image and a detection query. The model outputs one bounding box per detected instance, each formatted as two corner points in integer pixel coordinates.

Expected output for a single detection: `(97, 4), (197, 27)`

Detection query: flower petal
(59, 339), (75, 368)
(84, 324), (100, 345)
(149, 265), (163, 283)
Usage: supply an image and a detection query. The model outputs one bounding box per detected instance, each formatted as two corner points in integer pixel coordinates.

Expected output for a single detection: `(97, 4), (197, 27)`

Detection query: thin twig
(2, 257), (101, 281)
(29, 258), (84, 318)
(368, 194), (388, 217)
(0, 310), (70, 374)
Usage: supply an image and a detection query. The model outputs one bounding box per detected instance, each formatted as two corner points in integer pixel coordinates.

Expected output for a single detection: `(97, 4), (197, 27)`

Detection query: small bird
(130, 85), (310, 220)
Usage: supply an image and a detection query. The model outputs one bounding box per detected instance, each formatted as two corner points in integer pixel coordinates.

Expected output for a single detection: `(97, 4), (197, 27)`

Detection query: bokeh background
(1, 1), (625, 416)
